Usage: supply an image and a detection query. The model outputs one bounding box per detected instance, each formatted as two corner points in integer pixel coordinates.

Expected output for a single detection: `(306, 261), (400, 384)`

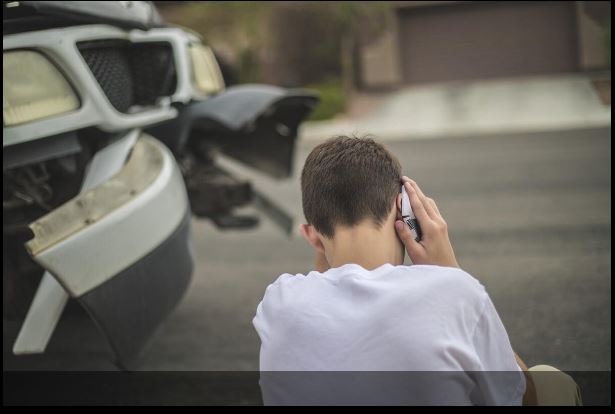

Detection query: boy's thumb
(396, 220), (420, 255)
(395, 220), (409, 243)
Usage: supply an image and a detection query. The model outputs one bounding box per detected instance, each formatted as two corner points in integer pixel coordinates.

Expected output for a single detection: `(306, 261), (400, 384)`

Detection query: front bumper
(80, 203), (193, 366)
(20, 133), (193, 365)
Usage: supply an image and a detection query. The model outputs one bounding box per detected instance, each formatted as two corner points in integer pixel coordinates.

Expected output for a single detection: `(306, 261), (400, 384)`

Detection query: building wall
(359, 27), (401, 89)
(359, 1), (610, 89)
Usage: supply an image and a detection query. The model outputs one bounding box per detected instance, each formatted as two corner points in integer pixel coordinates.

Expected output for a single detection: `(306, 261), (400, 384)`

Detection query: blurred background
(4, 0), (611, 404)
(154, 1), (611, 120)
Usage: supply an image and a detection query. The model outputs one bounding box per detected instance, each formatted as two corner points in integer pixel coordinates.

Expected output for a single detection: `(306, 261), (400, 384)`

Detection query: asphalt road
(3, 126), (611, 403)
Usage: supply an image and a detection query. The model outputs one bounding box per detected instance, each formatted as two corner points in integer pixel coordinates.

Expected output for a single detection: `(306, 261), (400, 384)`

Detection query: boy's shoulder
(255, 265), (490, 334)
(398, 264), (485, 291)
(266, 264), (486, 300)
(381, 265), (488, 308)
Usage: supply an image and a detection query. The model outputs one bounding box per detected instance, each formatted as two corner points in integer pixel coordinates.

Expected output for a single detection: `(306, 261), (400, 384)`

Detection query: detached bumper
(25, 133), (193, 365)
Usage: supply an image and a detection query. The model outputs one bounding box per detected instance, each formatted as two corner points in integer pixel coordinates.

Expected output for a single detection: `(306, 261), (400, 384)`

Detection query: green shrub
(304, 79), (346, 121)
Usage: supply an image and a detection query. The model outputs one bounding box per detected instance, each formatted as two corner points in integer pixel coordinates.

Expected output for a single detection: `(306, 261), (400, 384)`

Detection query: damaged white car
(3, 0), (318, 368)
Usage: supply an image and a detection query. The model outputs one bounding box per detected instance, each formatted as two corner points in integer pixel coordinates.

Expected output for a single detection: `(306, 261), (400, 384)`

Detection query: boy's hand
(395, 177), (460, 268)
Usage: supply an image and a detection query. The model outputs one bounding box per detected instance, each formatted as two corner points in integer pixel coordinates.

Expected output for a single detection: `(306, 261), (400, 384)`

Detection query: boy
(253, 136), (535, 405)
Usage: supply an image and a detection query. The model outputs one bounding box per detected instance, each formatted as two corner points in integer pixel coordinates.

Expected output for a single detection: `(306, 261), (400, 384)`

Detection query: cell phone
(401, 184), (422, 242)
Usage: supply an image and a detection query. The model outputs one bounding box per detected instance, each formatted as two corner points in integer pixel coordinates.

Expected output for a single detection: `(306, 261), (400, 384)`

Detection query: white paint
(80, 130), (139, 190)
(12, 275), (69, 355)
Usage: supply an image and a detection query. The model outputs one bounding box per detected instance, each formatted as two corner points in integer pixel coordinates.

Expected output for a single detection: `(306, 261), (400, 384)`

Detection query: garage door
(397, 1), (578, 84)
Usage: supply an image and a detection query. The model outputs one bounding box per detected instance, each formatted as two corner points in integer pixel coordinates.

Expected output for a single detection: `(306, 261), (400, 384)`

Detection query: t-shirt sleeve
(470, 293), (526, 406)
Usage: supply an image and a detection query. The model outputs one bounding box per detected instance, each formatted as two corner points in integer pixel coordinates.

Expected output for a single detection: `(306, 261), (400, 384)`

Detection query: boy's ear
(299, 224), (326, 254)
(395, 193), (402, 220)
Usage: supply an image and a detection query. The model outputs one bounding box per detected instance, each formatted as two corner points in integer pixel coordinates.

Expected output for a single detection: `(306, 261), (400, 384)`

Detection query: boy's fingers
(395, 220), (423, 254)
(401, 177), (438, 220)
(409, 181), (438, 220)
(427, 198), (442, 219)
(404, 181), (431, 224)
(410, 181), (431, 209)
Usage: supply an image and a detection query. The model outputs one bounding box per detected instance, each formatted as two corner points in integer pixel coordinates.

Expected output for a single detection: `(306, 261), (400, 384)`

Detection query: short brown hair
(301, 135), (401, 238)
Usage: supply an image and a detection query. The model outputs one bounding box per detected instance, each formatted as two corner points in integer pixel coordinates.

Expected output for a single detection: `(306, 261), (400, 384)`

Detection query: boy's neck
(323, 219), (404, 271)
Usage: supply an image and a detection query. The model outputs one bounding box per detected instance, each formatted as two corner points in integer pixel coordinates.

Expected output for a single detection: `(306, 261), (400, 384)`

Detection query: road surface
(4, 126), (611, 404)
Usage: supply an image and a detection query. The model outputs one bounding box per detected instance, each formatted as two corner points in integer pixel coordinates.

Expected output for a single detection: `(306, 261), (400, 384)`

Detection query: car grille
(78, 40), (177, 113)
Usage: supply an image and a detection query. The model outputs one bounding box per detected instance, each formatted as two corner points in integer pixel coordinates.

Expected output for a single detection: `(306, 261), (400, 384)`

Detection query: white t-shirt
(253, 263), (525, 406)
